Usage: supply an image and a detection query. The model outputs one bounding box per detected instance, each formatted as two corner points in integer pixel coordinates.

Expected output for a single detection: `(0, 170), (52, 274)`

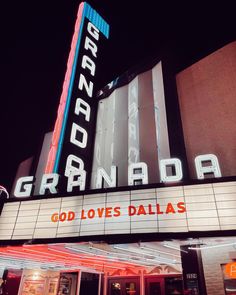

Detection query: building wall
(201, 245), (233, 295)
(176, 41), (236, 179)
(10, 157), (33, 197)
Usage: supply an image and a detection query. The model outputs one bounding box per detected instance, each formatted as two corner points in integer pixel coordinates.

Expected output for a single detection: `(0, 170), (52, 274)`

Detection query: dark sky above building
(0, 1), (235, 190)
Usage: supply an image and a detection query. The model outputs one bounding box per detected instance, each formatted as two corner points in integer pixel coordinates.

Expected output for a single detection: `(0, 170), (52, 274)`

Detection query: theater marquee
(1, 1), (236, 245)
(1, 181), (236, 240)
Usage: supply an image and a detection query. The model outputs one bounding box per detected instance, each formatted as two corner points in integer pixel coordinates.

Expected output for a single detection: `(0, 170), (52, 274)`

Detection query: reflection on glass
(222, 264), (236, 294)
(149, 282), (161, 295)
(125, 282), (136, 294)
(224, 279), (236, 295)
(57, 275), (72, 295)
(165, 277), (183, 295)
(111, 282), (121, 295)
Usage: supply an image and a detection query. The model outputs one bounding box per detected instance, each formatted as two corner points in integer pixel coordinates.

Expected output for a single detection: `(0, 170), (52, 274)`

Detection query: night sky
(0, 1), (235, 191)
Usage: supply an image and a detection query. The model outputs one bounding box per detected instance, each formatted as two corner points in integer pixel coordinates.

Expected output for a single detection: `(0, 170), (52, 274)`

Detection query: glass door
(145, 276), (183, 295)
(1, 269), (22, 295)
(108, 277), (140, 295)
(145, 277), (164, 295)
(79, 272), (99, 295)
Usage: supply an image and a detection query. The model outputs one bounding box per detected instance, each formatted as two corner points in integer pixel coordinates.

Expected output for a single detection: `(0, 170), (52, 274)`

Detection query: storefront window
(148, 282), (161, 295)
(125, 282), (137, 295)
(109, 278), (140, 295)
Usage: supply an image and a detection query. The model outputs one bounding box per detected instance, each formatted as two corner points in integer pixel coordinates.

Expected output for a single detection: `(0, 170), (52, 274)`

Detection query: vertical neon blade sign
(45, 2), (109, 190)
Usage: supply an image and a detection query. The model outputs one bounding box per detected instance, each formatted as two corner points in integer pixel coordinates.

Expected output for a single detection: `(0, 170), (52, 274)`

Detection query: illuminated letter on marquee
(39, 173), (59, 195)
(160, 158), (183, 182)
(128, 162), (148, 186)
(14, 176), (34, 198)
(96, 166), (117, 188)
(67, 170), (86, 192)
(195, 154), (222, 179)
(13, 154), (224, 197)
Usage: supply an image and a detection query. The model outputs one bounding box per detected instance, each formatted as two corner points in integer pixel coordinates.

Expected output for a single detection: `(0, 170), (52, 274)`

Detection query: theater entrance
(145, 277), (164, 295)
(145, 276), (183, 295)
(108, 277), (140, 295)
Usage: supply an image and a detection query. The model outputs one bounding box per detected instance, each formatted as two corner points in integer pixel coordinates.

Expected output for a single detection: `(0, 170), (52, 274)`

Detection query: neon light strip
(45, 2), (109, 174)
(0, 251), (125, 271)
(188, 242), (236, 250)
(0, 185), (9, 198)
(45, 3), (85, 173)
(53, 4), (86, 173)
(163, 243), (188, 253)
(1, 246), (130, 270)
(5, 248), (91, 267)
(65, 246), (153, 267)
(64, 246), (147, 267)
(113, 246), (177, 264)
(140, 245), (181, 258)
